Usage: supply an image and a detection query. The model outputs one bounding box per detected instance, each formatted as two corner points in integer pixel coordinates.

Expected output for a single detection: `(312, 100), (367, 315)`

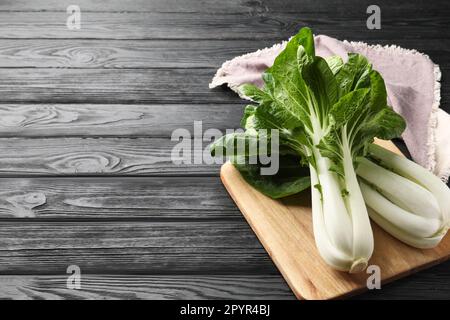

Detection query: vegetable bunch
(211, 27), (449, 273)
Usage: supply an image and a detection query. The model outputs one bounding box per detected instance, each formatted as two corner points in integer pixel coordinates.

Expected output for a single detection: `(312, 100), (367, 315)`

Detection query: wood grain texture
(0, 220), (277, 274)
(1, 262), (450, 299)
(0, 247), (274, 275)
(2, 263), (449, 300)
(0, 0), (306, 13)
(2, 0), (449, 14)
(0, 39), (278, 68)
(0, 39), (448, 69)
(0, 0), (448, 300)
(220, 141), (450, 299)
(0, 67), (448, 104)
(0, 11), (447, 41)
(0, 275), (293, 300)
(0, 138), (219, 176)
(0, 177), (238, 218)
(0, 68), (240, 104)
(0, 104), (243, 137)
(0, 11), (323, 40)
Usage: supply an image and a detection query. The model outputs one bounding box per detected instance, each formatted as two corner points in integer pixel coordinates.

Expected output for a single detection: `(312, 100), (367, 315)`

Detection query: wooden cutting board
(220, 139), (450, 300)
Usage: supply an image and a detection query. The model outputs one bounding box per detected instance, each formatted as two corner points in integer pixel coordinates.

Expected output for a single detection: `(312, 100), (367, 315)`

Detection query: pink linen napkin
(210, 35), (450, 182)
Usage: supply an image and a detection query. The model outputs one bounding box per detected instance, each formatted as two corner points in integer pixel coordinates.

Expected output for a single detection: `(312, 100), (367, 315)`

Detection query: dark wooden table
(0, 0), (448, 300)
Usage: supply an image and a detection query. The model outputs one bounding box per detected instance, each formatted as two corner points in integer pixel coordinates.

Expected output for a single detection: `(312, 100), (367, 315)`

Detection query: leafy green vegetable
(231, 155), (310, 199)
(358, 144), (449, 249)
(210, 27), (448, 271)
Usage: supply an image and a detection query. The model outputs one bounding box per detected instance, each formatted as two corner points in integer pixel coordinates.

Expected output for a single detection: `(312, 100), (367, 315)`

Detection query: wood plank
(0, 68), (240, 104)
(220, 141), (450, 299)
(1, 262), (449, 299)
(0, 220), (260, 250)
(0, 247), (274, 275)
(0, 274), (293, 300)
(0, 11), (318, 40)
(0, 67), (448, 104)
(0, 12), (448, 40)
(0, 220), (276, 274)
(3, 0), (447, 14)
(0, 39), (448, 69)
(0, 104), (243, 137)
(0, 138), (220, 176)
(0, 177), (239, 218)
(0, 0), (269, 13)
(0, 0), (296, 13)
(0, 39), (278, 69)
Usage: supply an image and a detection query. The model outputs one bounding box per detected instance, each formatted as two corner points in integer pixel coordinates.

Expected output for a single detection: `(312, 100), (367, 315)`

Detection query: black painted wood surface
(0, 0), (448, 300)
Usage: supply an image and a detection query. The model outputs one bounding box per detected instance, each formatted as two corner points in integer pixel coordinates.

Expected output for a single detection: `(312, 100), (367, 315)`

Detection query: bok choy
(210, 27), (449, 272)
(358, 144), (449, 248)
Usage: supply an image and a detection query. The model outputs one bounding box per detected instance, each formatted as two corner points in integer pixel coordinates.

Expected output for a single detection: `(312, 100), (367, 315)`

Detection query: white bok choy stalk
(210, 27), (407, 272)
(357, 143), (449, 248)
(311, 68), (405, 272)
